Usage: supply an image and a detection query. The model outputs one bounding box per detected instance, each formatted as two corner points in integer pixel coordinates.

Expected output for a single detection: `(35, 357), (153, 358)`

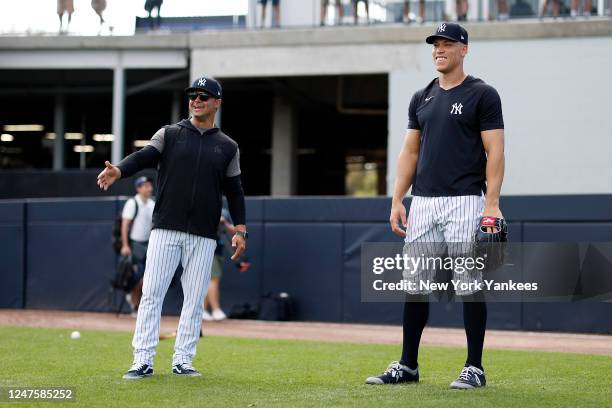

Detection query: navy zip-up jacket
(117, 118), (245, 240)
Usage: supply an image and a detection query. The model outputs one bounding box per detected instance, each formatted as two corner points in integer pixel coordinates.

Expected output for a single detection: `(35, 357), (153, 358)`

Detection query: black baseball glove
(474, 216), (508, 272)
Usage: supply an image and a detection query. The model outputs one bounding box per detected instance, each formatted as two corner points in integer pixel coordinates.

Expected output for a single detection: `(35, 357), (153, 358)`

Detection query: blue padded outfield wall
(1, 195), (612, 334)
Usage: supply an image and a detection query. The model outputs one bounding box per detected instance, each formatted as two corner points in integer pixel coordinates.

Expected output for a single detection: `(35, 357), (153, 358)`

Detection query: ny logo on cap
(438, 23), (446, 33)
(198, 78), (207, 87)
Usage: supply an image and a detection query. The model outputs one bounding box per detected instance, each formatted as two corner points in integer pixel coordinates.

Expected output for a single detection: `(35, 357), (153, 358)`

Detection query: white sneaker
(202, 310), (213, 321)
(125, 294), (136, 312)
(212, 309), (227, 321)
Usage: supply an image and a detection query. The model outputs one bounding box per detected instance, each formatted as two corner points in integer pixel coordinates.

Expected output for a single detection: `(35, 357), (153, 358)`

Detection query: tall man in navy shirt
(366, 23), (505, 389)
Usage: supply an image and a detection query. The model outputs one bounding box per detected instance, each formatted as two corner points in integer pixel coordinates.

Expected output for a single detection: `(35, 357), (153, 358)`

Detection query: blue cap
(426, 22), (468, 45)
(134, 176), (151, 188)
(185, 76), (222, 98)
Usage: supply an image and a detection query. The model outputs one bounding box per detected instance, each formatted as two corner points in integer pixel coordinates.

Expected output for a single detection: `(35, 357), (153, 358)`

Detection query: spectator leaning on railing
(321, 0), (345, 25)
(260, 0), (280, 28)
(404, 0), (425, 24)
(144, 0), (163, 30)
(57, 0), (74, 33)
(539, 0), (560, 18)
(352, 0), (370, 24)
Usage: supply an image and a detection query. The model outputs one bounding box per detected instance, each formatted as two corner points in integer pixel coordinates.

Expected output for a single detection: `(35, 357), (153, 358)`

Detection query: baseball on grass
(70, 331), (81, 340)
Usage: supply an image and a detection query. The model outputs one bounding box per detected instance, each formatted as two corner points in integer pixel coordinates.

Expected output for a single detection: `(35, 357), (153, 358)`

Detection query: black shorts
(352, 0), (368, 4)
(259, 0), (280, 5)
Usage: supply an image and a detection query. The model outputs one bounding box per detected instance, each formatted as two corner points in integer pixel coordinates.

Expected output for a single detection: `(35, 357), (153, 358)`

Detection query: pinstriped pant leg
(403, 197), (445, 295)
(172, 234), (216, 366)
(444, 196), (485, 296)
(132, 229), (183, 366)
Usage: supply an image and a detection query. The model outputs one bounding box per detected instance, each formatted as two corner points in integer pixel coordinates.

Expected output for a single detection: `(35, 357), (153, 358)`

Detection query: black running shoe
(450, 365), (486, 389)
(122, 363), (154, 380)
(365, 361), (419, 385)
(172, 363), (202, 377)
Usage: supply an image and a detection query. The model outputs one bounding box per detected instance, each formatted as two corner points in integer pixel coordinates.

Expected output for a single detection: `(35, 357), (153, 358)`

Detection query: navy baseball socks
(451, 300), (487, 389)
(367, 295), (487, 388)
(365, 296), (426, 385)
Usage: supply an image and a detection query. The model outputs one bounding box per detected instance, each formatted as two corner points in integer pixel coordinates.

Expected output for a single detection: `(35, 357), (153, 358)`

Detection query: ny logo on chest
(450, 103), (463, 115)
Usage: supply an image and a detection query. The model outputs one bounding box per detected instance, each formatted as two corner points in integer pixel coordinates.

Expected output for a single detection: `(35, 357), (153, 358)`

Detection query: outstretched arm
(97, 161), (122, 191)
(96, 146), (161, 191)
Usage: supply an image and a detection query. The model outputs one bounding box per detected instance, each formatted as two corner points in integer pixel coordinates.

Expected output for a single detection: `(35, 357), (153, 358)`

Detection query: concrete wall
(188, 22), (612, 196)
(388, 35), (612, 196)
(3, 21), (612, 196)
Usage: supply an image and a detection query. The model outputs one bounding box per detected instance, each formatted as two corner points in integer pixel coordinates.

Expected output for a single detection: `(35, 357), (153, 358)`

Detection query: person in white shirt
(121, 176), (155, 312)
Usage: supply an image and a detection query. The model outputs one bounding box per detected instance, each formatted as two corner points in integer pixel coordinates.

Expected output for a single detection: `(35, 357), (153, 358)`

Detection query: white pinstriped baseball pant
(132, 229), (216, 367)
(402, 195), (485, 296)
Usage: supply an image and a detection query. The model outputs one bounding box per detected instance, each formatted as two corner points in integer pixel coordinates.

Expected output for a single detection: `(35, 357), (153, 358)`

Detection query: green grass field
(0, 326), (610, 407)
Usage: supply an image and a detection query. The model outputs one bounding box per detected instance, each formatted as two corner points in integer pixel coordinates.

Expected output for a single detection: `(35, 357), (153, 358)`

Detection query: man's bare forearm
(485, 148), (504, 209)
(392, 150), (418, 205)
(121, 218), (131, 247)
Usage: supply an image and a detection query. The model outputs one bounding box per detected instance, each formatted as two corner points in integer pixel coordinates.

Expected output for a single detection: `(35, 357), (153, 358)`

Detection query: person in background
(121, 176), (155, 314)
(352, 0), (370, 24)
(91, 0), (107, 32)
(509, 0), (534, 17)
(144, 0), (163, 30)
(202, 209), (236, 321)
(570, 0), (592, 18)
(456, 0), (468, 21)
(57, 0), (74, 33)
(497, 0), (509, 20)
(260, 0), (280, 28)
(404, 0), (425, 24)
(321, 0), (345, 25)
(539, 0), (560, 18)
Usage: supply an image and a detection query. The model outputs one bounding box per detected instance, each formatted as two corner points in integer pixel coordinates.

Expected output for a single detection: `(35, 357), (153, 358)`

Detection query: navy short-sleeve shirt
(407, 75), (504, 196)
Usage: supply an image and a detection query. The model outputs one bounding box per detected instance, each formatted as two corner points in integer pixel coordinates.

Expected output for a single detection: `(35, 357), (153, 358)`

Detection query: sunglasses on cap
(187, 92), (216, 102)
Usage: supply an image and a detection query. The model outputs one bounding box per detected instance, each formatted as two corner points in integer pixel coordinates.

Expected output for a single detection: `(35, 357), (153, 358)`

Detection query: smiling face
(431, 38), (468, 74)
(188, 92), (222, 121)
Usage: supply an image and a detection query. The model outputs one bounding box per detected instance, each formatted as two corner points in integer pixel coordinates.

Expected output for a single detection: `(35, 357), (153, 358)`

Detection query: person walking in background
(144, 0), (163, 30)
(404, 0), (425, 24)
(202, 209), (236, 322)
(539, 0), (560, 18)
(121, 176), (155, 314)
(321, 0), (345, 26)
(91, 0), (107, 33)
(259, 0), (280, 28)
(352, 0), (370, 24)
(57, 0), (74, 33)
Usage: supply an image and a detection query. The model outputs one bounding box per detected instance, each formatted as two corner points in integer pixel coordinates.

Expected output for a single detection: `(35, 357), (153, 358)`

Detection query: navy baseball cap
(185, 76), (222, 98)
(134, 176), (151, 188)
(426, 22), (468, 45)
